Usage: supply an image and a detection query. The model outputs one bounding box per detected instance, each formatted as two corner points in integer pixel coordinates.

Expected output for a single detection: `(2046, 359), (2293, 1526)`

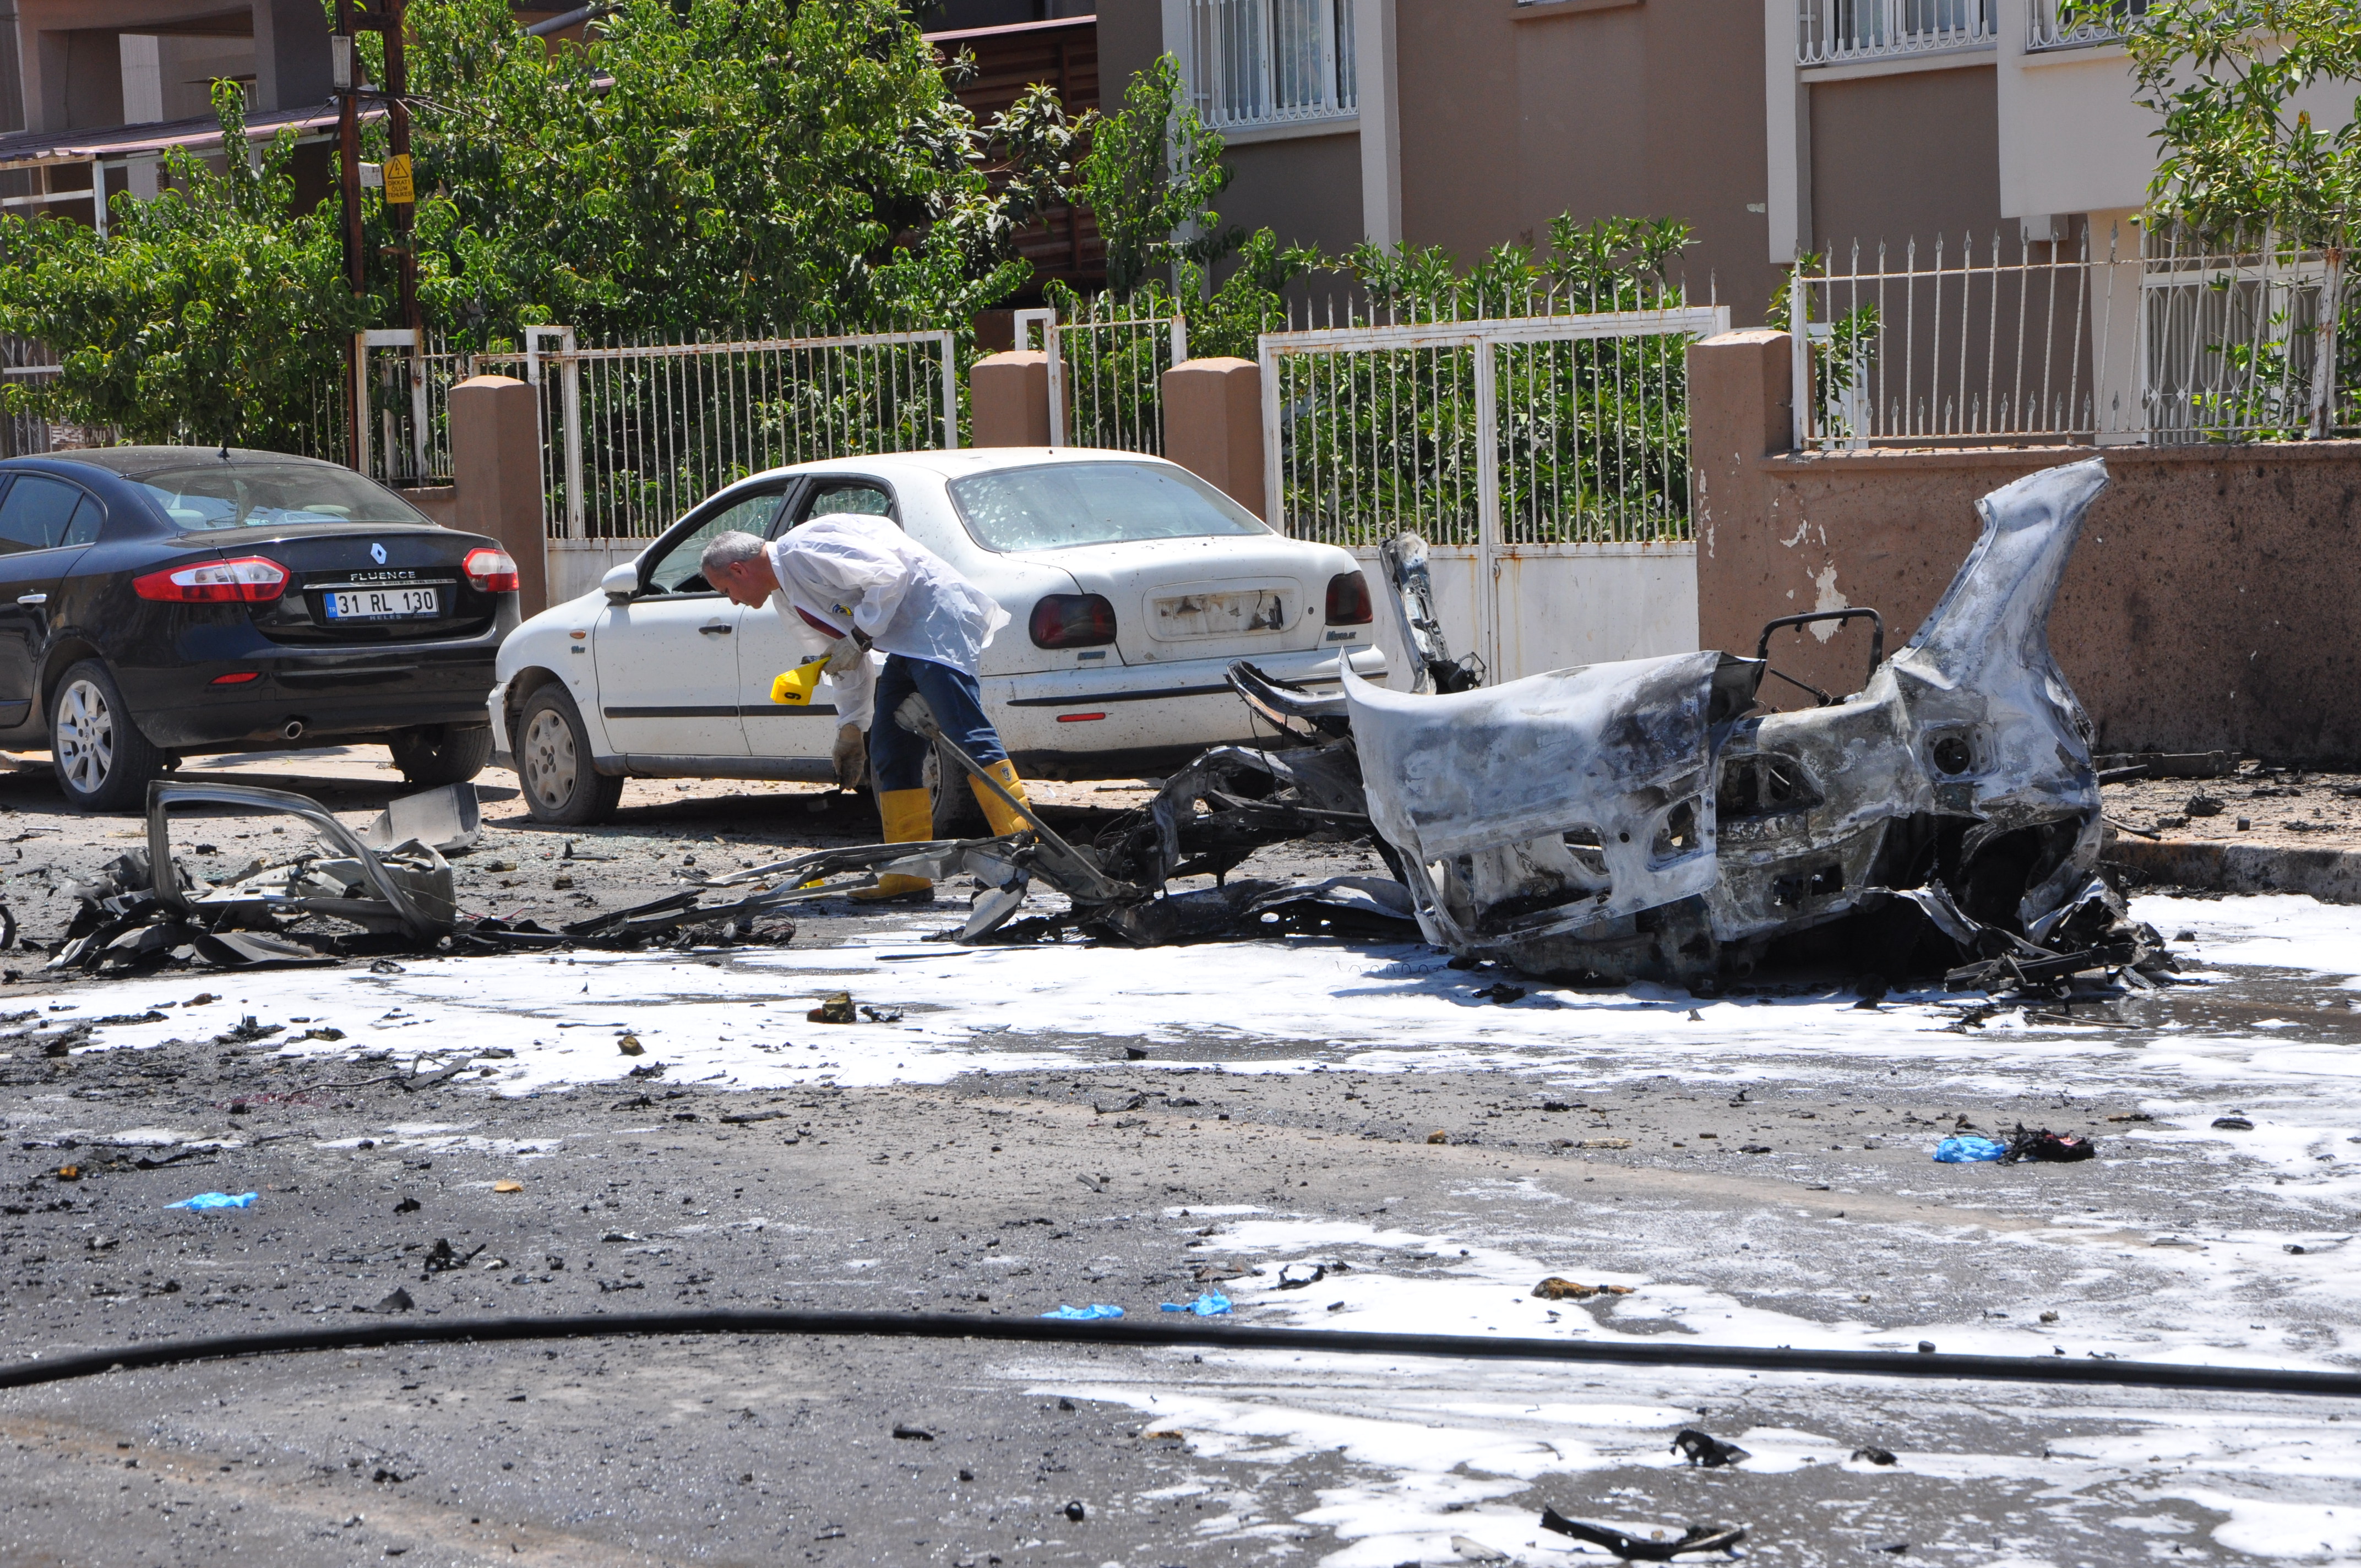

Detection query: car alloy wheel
(55, 678), (116, 797)
(520, 705), (581, 812)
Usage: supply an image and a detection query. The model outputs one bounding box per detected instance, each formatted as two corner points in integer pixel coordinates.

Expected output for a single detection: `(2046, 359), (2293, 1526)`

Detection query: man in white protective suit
(701, 518), (1021, 900)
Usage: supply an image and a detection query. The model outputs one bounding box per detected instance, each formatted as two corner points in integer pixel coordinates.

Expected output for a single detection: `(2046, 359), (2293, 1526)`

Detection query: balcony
(2026, 0), (2146, 51)
(1183, 0), (1358, 133)
(1798, 0), (1995, 67)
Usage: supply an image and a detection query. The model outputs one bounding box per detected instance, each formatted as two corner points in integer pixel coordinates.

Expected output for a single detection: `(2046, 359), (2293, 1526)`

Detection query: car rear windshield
(946, 461), (1267, 552)
(134, 464), (432, 531)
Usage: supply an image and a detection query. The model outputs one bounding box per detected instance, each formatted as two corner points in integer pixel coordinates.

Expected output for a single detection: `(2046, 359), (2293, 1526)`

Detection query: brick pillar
(1687, 329), (1793, 660)
(971, 350), (1051, 447)
(448, 374), (549, 617)
(1161, 357), (1265, 519)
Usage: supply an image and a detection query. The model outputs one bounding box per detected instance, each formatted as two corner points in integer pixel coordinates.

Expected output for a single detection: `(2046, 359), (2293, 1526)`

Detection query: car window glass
(799, 482), (895, 523)
(946, 462), (1266, 552)
(0, 475), (88, 553)
(132, 463), (428, 529)
(645, 489), (787, 594)
(62, 496), (104, 547)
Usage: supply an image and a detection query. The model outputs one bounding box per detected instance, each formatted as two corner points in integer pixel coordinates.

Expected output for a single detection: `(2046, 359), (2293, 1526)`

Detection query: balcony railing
(2026, 0), (2146, 50)
(1798, 0), (1995, 66)
(1184, 0), (1357, 132)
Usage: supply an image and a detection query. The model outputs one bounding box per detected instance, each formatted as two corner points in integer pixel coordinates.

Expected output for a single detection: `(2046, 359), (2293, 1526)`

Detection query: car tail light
(1325, 570), (1373, 625)
(1029, 593), (1117, 649)
(463, 547), (521, 594)
(133, 556), (288, 604)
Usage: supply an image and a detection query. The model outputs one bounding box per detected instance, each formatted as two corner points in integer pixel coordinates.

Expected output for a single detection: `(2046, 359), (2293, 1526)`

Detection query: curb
(2104, 837), (2361, 904)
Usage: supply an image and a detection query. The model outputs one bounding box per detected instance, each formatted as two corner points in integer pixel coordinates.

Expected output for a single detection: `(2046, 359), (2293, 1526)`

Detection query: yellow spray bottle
(770, 658), (828, 706)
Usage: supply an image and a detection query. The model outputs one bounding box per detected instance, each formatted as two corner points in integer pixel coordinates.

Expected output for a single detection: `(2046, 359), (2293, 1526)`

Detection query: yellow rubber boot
(852, 787), (934, 901)
(969, 758), (1035, 837)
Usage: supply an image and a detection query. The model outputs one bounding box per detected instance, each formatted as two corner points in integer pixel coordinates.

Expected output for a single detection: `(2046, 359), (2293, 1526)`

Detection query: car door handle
(16, 594), (44, 606)
(699, 623), (732, 636)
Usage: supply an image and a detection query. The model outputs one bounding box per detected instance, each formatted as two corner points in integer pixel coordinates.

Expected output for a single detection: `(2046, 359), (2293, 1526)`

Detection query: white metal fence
(1183, 0), (1358, 130)
(1793, 225), (2357, 450)
(1259, 296), (1728, 679)
(1798, 0), (1994, 65)
(354, 328), (465, 489)
(2026, 0), (2144, 50)
(471, 328), (961, 540)
(1020, 298), (1189, 453)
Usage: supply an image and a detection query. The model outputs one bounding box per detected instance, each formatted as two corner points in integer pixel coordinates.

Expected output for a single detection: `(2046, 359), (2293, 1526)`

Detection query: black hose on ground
(1, 1309), (2354, 1399)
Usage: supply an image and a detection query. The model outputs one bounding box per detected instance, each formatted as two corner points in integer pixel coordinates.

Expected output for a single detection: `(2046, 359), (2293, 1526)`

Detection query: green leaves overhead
(0, 80), (367, 448)
(2072, 0), (2361, 244)
(406, 0), (1029, 339)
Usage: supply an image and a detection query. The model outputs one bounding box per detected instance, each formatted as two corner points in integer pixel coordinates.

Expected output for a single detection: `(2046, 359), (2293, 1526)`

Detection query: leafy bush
(0, 82), (368, 450)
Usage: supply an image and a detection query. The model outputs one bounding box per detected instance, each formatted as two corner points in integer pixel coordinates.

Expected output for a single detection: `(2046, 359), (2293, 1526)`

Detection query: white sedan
(487, 448), (1387, 826)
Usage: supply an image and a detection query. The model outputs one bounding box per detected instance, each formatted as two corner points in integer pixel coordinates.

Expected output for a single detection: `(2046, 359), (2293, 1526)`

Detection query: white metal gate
(1017, 301), (1189, 451)
(476, 327), (962, 541)
(1259, 303), (1727, 682)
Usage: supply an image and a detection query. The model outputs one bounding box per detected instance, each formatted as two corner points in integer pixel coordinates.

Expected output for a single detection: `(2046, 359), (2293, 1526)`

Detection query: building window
(1184, 0), (1358, 131)
(1797, 0), (1995, 66)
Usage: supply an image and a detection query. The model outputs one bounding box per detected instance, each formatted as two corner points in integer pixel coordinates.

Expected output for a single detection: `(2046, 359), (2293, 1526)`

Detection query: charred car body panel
(1347, 458), (2111, 983)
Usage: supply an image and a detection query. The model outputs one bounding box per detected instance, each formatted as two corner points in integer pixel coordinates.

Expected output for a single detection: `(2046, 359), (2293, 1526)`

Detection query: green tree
(2074, 0), (2360, 244)
(1076, 53), (1232, 299)
(406, 0), (1028, 341)
(0, 81), (368, 449)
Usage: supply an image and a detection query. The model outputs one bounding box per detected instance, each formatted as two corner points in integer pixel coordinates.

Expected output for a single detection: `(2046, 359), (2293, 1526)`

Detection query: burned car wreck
(1058, 455), (2164, 990)
(1347, 458), (2134, 986)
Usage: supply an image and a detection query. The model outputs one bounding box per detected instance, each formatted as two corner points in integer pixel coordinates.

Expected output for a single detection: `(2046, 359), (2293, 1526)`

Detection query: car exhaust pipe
(281, 719), (306, 742)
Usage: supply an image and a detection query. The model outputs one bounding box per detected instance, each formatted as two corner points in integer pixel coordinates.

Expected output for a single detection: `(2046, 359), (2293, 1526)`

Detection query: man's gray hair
(700, 530), (769, 580)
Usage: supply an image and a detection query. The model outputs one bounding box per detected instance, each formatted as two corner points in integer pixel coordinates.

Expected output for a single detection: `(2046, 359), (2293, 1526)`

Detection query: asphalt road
(0, 747), (2355, 1567)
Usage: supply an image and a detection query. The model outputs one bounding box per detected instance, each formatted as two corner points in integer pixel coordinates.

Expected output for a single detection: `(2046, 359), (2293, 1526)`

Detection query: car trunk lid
(1032, 536), (1328, 667)
(200, 524), (504, 646)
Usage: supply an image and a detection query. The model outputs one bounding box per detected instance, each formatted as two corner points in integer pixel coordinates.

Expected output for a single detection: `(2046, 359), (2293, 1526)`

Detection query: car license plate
(324, 587), (440, 620)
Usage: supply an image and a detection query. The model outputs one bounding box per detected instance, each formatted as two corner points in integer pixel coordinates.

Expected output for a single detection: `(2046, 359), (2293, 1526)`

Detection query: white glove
(831, 722), (867, 790)
(824, 635), (865, 677)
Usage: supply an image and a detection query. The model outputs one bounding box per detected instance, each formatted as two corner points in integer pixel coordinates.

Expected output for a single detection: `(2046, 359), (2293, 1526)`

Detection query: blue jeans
(869, 654), (1008, 792)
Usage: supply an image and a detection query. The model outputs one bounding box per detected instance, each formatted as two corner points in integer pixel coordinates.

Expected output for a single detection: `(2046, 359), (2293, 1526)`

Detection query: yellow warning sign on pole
(383, 153), (415, 205)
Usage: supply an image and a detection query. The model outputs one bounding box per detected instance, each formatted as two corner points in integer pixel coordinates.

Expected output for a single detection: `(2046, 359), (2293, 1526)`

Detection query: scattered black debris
(858, 1005), (904, 1023)
(1475, 983), (1526, 1005)
(1850, 1446), (1898, 1466)
(1875, 1543), (1911, 1555)
(420, 1238), (483, 1277)
(1539, 1508), (1747, 1561)
(394, 1196), (421, 1214)
(1671, 1429), (1750, 1467)
(891, 1424), (934, 1441)
(2000, 1126), (2096, 1163)
(1276, 1262), (1328, 1289)
(2213, 1115), (2254, 1131)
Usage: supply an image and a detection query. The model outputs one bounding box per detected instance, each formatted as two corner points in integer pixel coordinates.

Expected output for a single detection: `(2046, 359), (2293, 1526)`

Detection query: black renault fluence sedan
(0, 447), (520, 811)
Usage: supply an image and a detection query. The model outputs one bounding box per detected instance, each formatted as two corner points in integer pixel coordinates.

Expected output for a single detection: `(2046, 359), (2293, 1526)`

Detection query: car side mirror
(601, 562), (639, 602)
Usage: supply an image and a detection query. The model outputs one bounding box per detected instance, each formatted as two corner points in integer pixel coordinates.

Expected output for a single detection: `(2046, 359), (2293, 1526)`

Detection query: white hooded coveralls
(762, 515), (1010, 731)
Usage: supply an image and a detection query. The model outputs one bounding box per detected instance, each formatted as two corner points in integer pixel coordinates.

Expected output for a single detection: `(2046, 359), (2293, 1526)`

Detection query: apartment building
(1100, 0), (1777, 320)
(0, 1), (582, 224)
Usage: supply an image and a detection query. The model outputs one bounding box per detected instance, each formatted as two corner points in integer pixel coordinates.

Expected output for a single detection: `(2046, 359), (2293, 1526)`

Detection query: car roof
(742, 447), (1183, 487)
(15, 447), (354, 482)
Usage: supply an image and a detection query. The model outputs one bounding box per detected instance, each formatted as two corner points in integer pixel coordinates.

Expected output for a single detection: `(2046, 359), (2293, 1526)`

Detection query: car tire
(923, 740), (987, 839)
(388, 724), (494, 787)
(48, 658), (165, 815)
(515, 684), (623, 826)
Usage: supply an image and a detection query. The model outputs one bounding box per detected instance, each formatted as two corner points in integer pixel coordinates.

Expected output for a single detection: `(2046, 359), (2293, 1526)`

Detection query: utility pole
(334, 0), (364, 470)
(381, 0), (418, 342)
